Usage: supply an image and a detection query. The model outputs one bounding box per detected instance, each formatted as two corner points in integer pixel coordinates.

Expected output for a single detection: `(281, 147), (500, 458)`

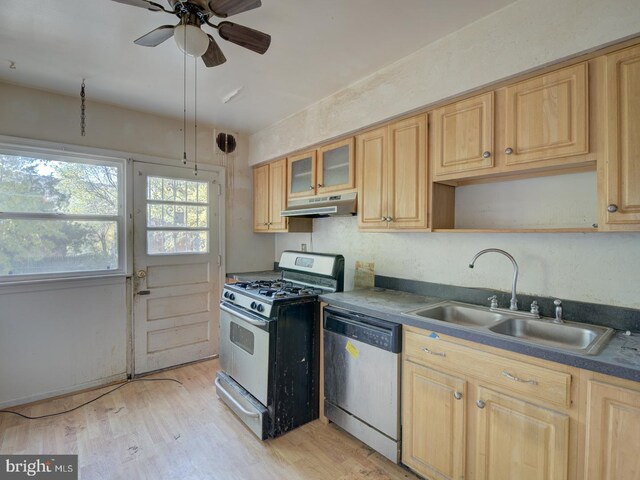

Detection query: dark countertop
(320, 288), (640, 383)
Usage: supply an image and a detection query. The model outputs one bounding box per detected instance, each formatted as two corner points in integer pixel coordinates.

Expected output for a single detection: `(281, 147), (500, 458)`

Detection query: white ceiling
(0, 0), (517, 134)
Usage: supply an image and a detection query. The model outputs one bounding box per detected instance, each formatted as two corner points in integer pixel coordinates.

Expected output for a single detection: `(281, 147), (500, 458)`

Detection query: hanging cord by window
(182, 22), (187, 165)
(80, 79), (86, 137)
(0, 378), (182, 420)
(194, 57), (198, 176)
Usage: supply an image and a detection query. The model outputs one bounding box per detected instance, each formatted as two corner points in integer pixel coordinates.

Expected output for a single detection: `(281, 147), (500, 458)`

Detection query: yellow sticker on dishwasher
(345, 340), (360, 359)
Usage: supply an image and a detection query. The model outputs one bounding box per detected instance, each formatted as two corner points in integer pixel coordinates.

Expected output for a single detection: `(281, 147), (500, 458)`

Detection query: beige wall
(253, 0), (640, 310)
(0, 81), (274, 272)
(249, 0), (640, 164)
(0, 81), (273, 406)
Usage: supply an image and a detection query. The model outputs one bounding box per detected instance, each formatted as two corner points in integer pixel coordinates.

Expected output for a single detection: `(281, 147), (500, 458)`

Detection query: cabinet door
(388, 115), (428, 230)
(475, 387), (569, 480)
(603, 45), (640, 226)
(253, 164), (270, 232)
(585, 380), (640, 480)
(504, 63), (588, 166)
(357, 127), (388, 230)
(317, 138), (355, 195)
(402, 361), (466, 480)
(287, 150), (316, 199)
(433, 92), (494, 177)
(268, 158), (288, 232)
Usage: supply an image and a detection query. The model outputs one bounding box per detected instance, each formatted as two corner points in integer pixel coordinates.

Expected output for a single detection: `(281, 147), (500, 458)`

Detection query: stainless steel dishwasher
(323, 306), (401, 463)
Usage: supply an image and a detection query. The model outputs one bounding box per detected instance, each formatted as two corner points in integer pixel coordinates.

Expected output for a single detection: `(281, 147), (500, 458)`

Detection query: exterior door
(133, 162), (221, 374)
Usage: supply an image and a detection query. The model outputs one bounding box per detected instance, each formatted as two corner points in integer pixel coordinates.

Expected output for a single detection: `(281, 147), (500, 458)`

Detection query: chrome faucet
(469, 248), (519, 311)
(553, 299), (564, 323)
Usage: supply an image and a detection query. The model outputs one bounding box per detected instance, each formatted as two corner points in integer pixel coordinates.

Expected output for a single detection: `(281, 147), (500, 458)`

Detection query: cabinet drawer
(404, 329), (571, 408)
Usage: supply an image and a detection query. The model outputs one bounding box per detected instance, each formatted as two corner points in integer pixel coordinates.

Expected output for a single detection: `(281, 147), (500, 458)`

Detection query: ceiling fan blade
(134, 25), (176, 47)
(202, 35), (227, 67)
(208, 0), (261, 18)
(111, 0), (164, 12)
(217, 21), (271, 54)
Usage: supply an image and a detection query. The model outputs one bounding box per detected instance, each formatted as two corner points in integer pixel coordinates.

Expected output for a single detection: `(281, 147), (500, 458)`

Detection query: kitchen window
(0, 148), (125, 280)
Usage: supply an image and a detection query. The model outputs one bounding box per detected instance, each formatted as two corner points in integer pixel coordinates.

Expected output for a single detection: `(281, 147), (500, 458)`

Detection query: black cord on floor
(0, 378), (183, 420)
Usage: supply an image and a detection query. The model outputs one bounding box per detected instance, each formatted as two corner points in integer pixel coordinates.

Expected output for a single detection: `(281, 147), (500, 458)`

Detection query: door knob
(136, 270), (147, 279)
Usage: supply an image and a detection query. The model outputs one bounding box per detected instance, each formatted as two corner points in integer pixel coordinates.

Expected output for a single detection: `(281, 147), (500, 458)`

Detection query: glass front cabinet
(287, 138), (355, 199)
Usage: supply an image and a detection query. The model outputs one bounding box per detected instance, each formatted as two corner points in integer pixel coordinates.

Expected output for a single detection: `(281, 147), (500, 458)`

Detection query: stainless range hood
(281, 192), (357, 218)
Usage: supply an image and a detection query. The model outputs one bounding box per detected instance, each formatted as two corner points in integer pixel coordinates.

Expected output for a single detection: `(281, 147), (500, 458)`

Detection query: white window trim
(0, 144), (127, 283)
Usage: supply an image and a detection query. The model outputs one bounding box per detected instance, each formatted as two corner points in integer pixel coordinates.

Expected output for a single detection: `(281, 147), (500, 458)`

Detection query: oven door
(219, 302), (271, 406)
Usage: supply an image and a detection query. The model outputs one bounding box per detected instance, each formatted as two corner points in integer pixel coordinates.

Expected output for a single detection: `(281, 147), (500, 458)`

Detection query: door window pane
(147, 204), (208, 228)
(147, 230), (208, 255)
(147, 176), (208, 203)
(146, 175), (210, 255)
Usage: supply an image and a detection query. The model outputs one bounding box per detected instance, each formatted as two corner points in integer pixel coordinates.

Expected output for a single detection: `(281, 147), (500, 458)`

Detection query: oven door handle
(220, 303), (268, 328)
(214, 377), (260, 418)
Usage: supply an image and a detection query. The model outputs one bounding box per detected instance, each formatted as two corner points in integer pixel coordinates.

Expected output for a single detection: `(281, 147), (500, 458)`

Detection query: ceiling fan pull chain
(182, 21), (187, 165)
(80, 79), (86, 137)
(194, 57), (198, 176)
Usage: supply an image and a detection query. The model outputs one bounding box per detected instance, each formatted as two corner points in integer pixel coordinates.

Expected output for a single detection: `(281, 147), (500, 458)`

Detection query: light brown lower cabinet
(474, 386), (569, 480)
(401, 326), (580, 480)
(402, 361), (466, 480)
(584, 379), (640, 480)
(401, 326), (640, 480)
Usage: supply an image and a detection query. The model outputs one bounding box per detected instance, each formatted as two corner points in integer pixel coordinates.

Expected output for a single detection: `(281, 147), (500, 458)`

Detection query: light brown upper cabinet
(287, 138), (355, 199)
(433, 63), (590, 182)
(503, 62), (589, 166)
(254, 158), (311, 233)
(357, 115), (428, 231)
(433, 92), (495, 177)
(601, 44), (640, 229)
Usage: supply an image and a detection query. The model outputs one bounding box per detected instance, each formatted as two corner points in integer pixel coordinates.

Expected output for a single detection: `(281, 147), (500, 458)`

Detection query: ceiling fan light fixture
(174, 24), (209, 57)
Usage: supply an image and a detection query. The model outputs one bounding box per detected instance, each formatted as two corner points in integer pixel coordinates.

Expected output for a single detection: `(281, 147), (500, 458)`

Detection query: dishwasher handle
(324, 306), (401, 353)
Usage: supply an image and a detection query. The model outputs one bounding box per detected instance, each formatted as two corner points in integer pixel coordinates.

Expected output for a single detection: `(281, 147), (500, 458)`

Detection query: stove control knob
(257, 304), (265, 312)
(229, 293), (235, 301)
(250, 302), (257, 310)
(223, 291), (230, 299)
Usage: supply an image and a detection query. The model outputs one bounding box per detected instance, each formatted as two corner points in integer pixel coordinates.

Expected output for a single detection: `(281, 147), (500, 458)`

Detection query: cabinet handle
(607, 204), (618, 213)
(505, 147), (513, 155)
(502, 371), (538, 385)
(420, 346), (446, 357)
(317, 183), (323, 187)
(381, 217), (387, 222)
(453, 391), (462, 400)
(476, 399), (485, 409)
(309, 185), (315, 190)
(386, 217), (393, 222)
(482, 151), (491, 158)
(263, 222), (268, 226)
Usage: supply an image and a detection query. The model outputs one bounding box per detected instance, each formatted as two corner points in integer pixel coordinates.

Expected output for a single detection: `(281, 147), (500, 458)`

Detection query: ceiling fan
(112, 0), (271, 67)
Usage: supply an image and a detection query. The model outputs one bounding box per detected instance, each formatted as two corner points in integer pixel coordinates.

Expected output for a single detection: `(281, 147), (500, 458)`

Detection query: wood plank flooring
(0, 359), (418, 480)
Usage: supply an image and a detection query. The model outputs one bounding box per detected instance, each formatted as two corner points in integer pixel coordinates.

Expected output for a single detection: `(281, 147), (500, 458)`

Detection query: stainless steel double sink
(402, 301), (614, 355)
